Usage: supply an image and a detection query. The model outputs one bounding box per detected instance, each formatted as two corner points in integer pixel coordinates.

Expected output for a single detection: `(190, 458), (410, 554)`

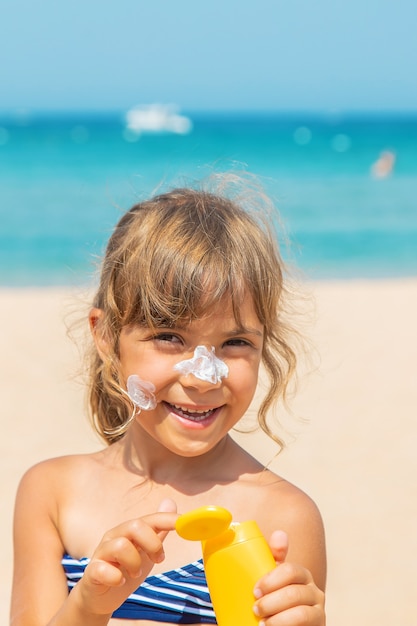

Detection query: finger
(254, 603), (324, 626)
(86, 558), (127, 588)
(268, 530), (289, 564)
(254, 582), (319, 617)
(93, 535), (145, 579)
(103, 512), (178, 545)
(156, 499), (178, 543)
(98, 515), (176, 568)
(254, 562), (312, 598)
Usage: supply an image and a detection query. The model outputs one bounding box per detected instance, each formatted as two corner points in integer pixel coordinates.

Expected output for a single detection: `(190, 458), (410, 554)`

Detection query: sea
(1, 110), (416, 286)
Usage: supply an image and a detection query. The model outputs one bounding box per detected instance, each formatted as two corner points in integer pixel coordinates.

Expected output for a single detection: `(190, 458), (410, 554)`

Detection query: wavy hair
(88, 176), (302, 448)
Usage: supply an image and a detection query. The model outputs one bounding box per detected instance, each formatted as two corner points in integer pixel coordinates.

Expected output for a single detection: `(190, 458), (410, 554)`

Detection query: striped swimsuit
(62, 554), (216, 623)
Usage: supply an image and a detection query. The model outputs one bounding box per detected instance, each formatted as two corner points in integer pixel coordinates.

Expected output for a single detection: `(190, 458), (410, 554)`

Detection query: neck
(116, 425), (240, 489)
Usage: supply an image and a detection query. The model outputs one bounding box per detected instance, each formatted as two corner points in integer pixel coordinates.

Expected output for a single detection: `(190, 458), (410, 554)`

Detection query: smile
(165, 402), (220, 422)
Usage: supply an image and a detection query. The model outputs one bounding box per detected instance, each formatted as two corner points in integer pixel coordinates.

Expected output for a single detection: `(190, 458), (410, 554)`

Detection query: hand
(253, 531), (325, 626)
(72, 499), (178, 617)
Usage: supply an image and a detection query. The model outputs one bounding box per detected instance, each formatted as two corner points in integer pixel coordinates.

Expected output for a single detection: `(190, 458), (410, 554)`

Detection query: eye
(153, 333), (183, 345)
(223, 338), (252, 348)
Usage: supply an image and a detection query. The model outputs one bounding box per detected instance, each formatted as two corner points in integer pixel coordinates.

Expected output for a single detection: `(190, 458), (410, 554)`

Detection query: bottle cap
(175, 505), (232, 541)
(202, 520), (264, 556)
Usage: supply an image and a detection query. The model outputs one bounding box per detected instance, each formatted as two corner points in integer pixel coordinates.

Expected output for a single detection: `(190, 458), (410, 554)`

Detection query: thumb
(268, 530), (289, 564)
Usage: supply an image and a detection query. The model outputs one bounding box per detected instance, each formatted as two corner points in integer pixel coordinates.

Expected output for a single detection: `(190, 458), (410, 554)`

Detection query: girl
(11, 181), (326, 626)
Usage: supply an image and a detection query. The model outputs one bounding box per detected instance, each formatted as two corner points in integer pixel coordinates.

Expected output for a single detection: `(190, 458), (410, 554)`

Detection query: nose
(177, 370), (223, 393)
(173, 345), (229, 389)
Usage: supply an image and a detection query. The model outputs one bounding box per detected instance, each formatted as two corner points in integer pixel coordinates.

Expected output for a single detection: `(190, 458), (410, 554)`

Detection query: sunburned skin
(173, 345), (229, 384)
(126, 374), (157, 410)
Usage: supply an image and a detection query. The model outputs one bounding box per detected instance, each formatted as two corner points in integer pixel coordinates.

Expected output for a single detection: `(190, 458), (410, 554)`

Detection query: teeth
(170, 403), (216, 421)
(172, 404), (213, 414)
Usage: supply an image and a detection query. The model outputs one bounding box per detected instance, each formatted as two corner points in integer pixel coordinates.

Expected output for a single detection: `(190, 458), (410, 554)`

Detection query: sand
(2, 279), (416, 626)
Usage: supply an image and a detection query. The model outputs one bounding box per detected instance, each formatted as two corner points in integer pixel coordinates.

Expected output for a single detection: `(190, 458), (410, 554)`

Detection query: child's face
(118, 293), (264, 458)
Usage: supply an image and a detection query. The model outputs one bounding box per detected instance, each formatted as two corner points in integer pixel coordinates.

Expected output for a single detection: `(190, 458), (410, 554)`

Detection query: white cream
(173, 345), (229, 384)
(126, 374), (157, 410)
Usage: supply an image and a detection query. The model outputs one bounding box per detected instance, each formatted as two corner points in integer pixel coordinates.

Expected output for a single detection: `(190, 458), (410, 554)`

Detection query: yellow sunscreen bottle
(176, 505), (276, 626)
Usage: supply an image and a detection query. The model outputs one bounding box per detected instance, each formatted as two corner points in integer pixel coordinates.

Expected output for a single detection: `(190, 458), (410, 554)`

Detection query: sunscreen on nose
(176, 506), (276, 626)
(174, 346), (228, 384)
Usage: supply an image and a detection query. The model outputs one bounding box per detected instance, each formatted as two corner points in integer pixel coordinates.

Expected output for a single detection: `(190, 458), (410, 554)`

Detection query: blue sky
(1, 0), (416, 113)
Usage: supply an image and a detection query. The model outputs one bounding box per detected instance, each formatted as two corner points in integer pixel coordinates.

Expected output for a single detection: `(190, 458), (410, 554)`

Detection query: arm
(254, 487), (326, 625)
(59, 513), (177, 622)
(10, 462), (177, 626)
(11, 461), (70, 626)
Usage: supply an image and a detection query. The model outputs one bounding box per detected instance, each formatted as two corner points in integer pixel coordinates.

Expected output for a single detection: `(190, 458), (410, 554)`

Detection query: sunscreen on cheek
(126, 375), (157, 410)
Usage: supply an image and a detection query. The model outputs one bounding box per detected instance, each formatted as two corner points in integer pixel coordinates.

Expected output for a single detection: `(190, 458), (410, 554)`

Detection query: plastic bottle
(176, 505), (276, 626)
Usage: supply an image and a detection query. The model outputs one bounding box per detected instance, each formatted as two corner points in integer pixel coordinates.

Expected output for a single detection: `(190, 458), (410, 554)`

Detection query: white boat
(125, 104), (192, 135)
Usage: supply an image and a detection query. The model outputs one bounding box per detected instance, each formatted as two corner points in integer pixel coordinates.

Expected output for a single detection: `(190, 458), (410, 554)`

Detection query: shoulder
(229, 444), (324, 538)
(18, 452), (101, 481)
(13, 452), (107, 558)
(15, 452), (105, 506)
(253, 470), (323, 534)
(257, 470), (327, 590)
(11, 454), (104, 624)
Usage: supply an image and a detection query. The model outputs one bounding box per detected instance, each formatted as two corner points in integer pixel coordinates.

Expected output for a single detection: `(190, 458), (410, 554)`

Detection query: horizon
(2, 107), (417, 119)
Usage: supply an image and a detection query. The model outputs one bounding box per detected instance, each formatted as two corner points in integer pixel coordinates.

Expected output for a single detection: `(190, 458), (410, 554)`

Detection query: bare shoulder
(266, 470), (323, 525)
(15, 450), (107, 518)
(11, 453), (105, 625)
(17, 451), (104, 492)
(255, 470), (327, 590)
(230, 445), (324, 542)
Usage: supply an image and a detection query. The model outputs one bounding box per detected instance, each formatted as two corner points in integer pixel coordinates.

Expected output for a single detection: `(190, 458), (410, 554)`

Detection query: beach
(2, 279), (416, 626)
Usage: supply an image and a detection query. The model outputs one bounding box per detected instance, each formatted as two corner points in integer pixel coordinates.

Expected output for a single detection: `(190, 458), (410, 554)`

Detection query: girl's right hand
(71, 500), (178, 618)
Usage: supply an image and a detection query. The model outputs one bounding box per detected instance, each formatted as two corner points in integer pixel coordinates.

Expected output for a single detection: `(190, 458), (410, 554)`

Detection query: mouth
(164, 402), (221, 424)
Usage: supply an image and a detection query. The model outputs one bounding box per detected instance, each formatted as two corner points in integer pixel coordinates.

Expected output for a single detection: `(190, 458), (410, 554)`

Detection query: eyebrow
(149, 322), (263, 337)
(227, 326), (264, 338)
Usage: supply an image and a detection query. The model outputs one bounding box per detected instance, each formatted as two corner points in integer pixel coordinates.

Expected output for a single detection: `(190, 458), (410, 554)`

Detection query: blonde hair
(88, 178), (300, 447)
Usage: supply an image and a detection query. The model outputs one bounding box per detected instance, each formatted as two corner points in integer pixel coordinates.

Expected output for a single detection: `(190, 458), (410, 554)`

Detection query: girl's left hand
(253, 531), (325, 626)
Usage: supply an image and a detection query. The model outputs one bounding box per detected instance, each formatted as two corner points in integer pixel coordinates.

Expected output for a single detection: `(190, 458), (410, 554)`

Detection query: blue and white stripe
(62, 554), (217, 623)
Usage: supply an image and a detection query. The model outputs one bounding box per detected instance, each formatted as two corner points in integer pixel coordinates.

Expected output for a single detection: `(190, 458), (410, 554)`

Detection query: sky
(1, 0), (416, 114)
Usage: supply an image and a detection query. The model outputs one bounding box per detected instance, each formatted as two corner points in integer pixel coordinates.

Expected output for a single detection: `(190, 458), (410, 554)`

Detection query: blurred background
(1, 2), (417, 626)
(1, 0), (416, 285)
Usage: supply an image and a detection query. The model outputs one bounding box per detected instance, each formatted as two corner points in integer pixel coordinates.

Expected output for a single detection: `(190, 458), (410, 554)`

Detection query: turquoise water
(1, 112), (416, 285)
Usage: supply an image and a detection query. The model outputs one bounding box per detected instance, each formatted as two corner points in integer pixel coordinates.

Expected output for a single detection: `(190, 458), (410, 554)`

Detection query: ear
(89, 307), (110, 360)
